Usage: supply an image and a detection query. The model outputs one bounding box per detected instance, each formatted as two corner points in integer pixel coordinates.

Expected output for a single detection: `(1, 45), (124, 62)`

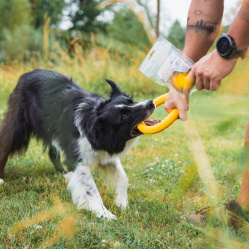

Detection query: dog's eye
(122, 113), (128, 119)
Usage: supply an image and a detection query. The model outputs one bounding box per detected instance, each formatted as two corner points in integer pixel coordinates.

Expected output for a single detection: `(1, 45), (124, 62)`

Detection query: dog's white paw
(116, 195), (128, 209)
(94, 205), (117, 220)
(0, 179), (3, 184)
(101, 210), (117, 220)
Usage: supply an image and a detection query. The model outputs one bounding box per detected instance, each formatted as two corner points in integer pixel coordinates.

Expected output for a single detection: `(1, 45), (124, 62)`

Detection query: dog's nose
(146, 100), (155, 109)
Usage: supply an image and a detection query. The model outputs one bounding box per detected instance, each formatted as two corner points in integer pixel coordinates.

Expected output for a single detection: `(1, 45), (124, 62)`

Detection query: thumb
(164, 101), (174, 113)
(177, 98), (188, 121)
(178, 108), (187, 121)
(185, 69), (195, 87)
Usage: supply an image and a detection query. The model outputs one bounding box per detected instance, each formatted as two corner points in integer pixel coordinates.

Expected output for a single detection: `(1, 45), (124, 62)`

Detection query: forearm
(227, 0), (249, 49)
(183, 0), (224, 62)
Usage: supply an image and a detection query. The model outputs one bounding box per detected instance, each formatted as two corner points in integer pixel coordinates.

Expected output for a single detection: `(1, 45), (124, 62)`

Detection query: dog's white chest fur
(77, 136), (138, 166)
(65, 136), (139, 219)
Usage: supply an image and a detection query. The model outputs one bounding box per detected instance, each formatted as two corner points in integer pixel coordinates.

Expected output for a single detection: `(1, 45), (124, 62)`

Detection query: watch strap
(229, 46), (248, 59)
(217, 33), (248, 59)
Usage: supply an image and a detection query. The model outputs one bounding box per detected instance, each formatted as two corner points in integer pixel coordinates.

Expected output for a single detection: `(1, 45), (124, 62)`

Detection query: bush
(0, 26), (44, 62)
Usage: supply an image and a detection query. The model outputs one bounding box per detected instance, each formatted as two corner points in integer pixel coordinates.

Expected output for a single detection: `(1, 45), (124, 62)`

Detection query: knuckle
(203, 72), (209, 79)
(196, 70), (202, 77)
(210, 74), (217, 81)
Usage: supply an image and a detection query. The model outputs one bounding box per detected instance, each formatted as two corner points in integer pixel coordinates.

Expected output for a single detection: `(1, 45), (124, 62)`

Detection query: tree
(167, 20), (185, 49)
(0, 0), (31, 38)
(106, 7), (151, 50)
(68, 0), (106, 33)
(29, 0), (67, 29)
(136, 0), (156, 30)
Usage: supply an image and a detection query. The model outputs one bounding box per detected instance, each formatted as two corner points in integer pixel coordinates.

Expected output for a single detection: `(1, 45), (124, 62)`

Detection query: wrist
(216, 33), (248, 59)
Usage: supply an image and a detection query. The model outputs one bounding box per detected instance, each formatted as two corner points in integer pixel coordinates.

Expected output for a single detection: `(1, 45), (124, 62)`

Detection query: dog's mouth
(131, 119), (160, 137)
(130, 101), (157, 138)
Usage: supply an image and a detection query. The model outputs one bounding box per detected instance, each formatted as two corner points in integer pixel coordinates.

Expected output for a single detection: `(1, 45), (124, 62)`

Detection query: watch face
(217, 37), (231, 56)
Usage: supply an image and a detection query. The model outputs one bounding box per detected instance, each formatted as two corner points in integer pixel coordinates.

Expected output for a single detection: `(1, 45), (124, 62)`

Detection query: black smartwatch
(216, 33), (247, 59)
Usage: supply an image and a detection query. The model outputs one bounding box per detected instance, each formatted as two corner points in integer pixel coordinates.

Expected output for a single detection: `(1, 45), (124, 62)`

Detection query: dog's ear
(105, 79), (122, 98)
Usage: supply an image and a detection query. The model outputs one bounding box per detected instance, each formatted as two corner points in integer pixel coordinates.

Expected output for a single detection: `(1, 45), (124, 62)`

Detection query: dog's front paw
(95, 206), (117, 220)
(101, 210), (117, 220)
(116, 195), (128, 209)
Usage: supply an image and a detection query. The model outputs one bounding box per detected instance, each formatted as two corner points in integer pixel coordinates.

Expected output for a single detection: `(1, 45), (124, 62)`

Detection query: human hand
(164, 87), (190, 121)
(187, 49), (238, 91)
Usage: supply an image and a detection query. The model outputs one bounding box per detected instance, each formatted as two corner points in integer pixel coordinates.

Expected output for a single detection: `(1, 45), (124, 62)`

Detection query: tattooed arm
(183, 0), (224, 62)
(165, 0), (249, 121)
(189, 0), (249, 91)
(227, 0), (249, 50)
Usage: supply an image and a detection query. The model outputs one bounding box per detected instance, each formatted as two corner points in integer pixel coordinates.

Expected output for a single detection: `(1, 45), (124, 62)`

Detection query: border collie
(0, 69), (155, 219)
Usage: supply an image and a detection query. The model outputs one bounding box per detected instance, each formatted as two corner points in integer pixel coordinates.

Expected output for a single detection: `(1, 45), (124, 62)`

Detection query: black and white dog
(0, 69), (155, 219)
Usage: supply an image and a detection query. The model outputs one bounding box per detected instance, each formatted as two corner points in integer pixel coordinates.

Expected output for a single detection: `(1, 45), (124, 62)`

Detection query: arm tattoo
(187, 17), (215, 34)
(187, 9), (220, 35)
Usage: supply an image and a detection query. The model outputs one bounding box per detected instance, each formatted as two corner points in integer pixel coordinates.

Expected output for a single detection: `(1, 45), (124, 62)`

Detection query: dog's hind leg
(48, 146), (65, 173)
(0, 125), (11, 181)
(0, 150), (9, 182)
(65, 164), (116, 220)
(0, 83), (23, 182)
(101, 158), (128, 209)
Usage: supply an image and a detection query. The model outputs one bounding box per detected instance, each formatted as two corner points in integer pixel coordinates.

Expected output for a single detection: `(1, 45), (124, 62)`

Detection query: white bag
(140, 35), (195, 92)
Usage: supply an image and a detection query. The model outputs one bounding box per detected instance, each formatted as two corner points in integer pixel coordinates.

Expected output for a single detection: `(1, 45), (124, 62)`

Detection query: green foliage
(68, 0), (106, 33)
(167, 20), (186, 49)
(106, 8), (151, 50)
(0, 26), (44, 62)
(136, 0), (156, 29)
(0, 25), (59, 63)
(29, 0), (67, 28)
(0, 0), (31, 39)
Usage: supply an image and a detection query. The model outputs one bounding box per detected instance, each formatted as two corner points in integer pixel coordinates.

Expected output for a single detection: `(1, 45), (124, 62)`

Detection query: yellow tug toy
(137, 93), (179, 134)
(137, 73), (193, 135)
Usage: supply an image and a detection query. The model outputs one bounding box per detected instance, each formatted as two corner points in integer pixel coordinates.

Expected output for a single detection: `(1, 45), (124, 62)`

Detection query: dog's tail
(0, 75), (31, 177)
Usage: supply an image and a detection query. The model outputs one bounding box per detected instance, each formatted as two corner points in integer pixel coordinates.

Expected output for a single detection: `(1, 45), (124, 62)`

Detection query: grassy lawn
(1, 61), (249, 248)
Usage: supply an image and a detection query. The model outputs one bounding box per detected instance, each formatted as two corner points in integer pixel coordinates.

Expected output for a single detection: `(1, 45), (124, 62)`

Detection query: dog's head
(88, 79), (155, 154)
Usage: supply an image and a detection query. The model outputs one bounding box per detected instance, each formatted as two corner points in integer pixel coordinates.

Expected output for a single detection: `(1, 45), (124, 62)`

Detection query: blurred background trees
(68, 0), (106, 33)
(30, 0), (67, 29)
(167, 20), (185, 50)
(0, 0), (187, 63)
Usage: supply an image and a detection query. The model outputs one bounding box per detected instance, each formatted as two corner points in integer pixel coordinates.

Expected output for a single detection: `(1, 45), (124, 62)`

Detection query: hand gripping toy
(137, 93), (179, 134)
(138, 36), (195, 135)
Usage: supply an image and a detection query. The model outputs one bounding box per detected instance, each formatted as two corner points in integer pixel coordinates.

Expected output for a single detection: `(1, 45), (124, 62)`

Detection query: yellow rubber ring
(137, 93), (179, 134)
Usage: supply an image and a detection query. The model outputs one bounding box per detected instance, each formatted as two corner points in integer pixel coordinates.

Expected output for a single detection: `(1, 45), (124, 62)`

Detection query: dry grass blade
(8, 197), (65, 235)
(43, 17), (50, 62)
(41, 216), (75, 249)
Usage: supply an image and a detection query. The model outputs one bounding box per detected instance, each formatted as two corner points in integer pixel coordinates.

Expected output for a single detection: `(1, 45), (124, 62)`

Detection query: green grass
(1, 62), (249, 248)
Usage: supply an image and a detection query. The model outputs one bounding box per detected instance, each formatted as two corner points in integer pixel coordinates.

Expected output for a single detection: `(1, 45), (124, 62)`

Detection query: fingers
(185, 70), (195, 84)
(164, 106), (173, 113)
(164, 89), (189, 121)
(164, 101), (188, 121)
(164, 99), (174, 113)
(196, 76), (204, 90)
(203, 77), (210, 90)
(210, 80), (221, 91)
(178, 105), (188, 121)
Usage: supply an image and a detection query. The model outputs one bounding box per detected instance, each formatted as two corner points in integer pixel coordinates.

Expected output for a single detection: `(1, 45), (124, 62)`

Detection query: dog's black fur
(0, 69), (156, 218)
(0, 69), (155, 176)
